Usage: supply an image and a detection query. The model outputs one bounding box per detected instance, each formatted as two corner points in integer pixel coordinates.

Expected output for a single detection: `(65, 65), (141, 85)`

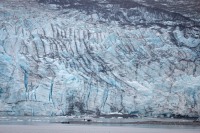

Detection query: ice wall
(0, 0), (200, 117)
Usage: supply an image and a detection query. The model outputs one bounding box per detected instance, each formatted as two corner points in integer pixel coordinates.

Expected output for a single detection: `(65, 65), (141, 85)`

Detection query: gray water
(0, 116), (200, 129)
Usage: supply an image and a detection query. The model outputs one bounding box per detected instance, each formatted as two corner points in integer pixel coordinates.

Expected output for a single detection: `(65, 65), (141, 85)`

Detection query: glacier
(0, 0), (200, 118)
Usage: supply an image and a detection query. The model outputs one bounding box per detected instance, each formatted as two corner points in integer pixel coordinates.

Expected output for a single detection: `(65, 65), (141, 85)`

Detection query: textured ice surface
(0, 0), (200, 117)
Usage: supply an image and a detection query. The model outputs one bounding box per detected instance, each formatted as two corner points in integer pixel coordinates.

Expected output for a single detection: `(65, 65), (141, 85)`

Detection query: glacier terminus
(0, 0), (200, 119)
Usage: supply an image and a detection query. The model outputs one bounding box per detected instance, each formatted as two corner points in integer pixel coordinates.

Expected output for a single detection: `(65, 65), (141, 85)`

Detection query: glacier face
(0, 0), (200, 117)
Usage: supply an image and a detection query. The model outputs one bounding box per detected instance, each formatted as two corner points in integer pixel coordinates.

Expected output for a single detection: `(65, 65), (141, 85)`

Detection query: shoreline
(59, 120), (200, 126)
(0, 116), (200, 127)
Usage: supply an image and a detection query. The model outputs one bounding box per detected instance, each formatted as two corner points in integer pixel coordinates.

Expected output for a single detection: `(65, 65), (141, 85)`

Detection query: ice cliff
(0, 0), (200, 117)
